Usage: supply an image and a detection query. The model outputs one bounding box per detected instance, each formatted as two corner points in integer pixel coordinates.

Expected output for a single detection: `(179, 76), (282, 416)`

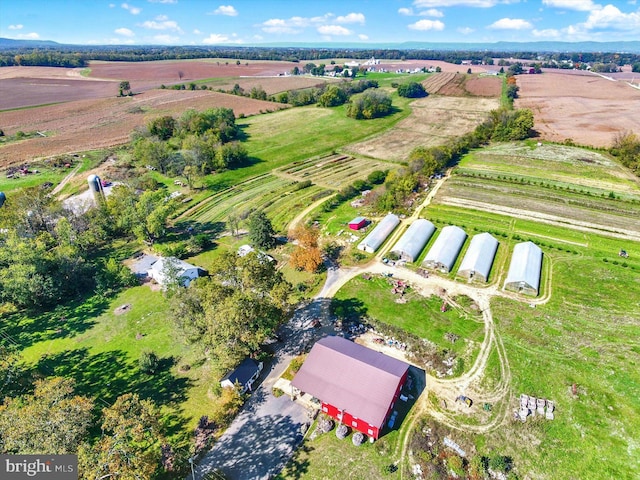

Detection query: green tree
(0, 377), (93, 454)
(397, 82), (428, 98)
(79, 394), (163, 480)
(247, 210), (276, 249)
(506, 84), (519, 100)
(119, 80), (131, 96)
(139, 350), (160, 375)
(148, 115), (176, 140)
(249, 86), (267, 100)
(133, 137), (171, 174)
(317, 85), (348, 107)
(171, 252), (292, 369)
(611, 131), (640, 172)
(346, 89), (393, 120)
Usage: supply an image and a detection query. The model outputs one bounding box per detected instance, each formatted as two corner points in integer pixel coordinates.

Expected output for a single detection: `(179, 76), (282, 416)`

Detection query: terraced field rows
(181, 173), (328, 231)
(276, 153), (391, 189)
(422, 72), (457, 94)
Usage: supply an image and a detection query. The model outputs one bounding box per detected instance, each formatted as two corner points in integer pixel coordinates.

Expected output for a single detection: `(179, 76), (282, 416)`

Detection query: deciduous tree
(0, 377), (93, 454)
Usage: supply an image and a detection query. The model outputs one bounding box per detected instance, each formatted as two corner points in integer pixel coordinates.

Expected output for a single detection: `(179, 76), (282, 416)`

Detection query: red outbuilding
(348, 216), (367, 231)
(291, 336), (409, 440)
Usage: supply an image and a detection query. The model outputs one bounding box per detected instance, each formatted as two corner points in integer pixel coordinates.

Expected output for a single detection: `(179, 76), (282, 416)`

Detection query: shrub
(346, 90), (392, 120)
(397, 82), (428, 98)
(139, 350), (159, 375)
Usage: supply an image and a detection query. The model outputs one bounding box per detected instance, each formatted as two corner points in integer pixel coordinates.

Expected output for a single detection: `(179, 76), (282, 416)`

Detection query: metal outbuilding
(457, 232), (499, 282)
(422, 225), (467, 272)
(504, 241), (543, 295)
(390, 219), (436, 262)
(357, 213), (400, 253)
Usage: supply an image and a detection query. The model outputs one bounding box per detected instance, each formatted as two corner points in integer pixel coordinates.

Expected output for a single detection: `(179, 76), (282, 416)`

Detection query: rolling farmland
(435, 142), (640, 241)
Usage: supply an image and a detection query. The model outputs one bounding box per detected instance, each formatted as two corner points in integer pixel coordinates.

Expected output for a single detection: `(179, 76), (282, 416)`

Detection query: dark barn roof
(221, 358), (261, 387)
(291, 336), (409, 429)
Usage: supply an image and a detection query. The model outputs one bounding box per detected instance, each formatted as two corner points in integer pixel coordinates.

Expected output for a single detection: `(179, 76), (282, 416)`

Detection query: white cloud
(542, 0), (596, 11)
(213, 5), (238, 16)
(108, 37), (135, 44)
(139, 19), (183, 32)
(8, 24), (23, 30)
(16, 32), (40, 39)
(583, 4), (640, 30)
(193, 28), (201, 34)
(488, 17), (533, 29)
(421, 8), (445, 17)
(408, 19), (445, 30)
(414, 0), (500, 7)
(532, 28), (561, 37)
(458, 26), (475, 34)
(115, 27), (135, 37)
(202, 33), (231, 44)
(317, 25), (352, 36)
(153, 34), (179, 43)
(358, 34), (369, 40)
(148, 0), (178, 3)
(155, 14), (168, 21)
(121, 3), (142, 14)
(398, 7), (414, 15)
(260, 14), (333, 34)
(335, 13), (365, 24)
(109, 3), (115, 7)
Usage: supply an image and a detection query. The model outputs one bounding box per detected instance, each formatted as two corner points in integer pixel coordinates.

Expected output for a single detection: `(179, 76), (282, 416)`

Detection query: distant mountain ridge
(1, 37), (639, 54)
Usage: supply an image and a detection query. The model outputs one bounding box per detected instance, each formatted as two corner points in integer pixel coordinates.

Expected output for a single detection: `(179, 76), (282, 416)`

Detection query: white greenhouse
(422, 225), (467, 272)
(504, 241), (543, 295)
(390, 219), (436, 262)
(357, 213), (400, 253)
(457, 232), (499, 282)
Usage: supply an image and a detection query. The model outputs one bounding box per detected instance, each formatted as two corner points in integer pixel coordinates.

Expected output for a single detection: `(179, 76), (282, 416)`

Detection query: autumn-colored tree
(289, 224), (323, 273)
(79, 393), (163, 480)
(0, 377), (93, 454)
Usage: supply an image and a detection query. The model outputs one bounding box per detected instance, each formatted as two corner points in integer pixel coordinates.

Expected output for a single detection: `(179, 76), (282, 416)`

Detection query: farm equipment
(483, 403), (492, 411)
(619, 249), (629, 258)
(456, 395), (472, 408)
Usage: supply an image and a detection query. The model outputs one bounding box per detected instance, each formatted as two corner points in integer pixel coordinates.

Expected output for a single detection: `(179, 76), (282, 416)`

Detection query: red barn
(291, 336), (409, 440)
(348, 216), (367, 231)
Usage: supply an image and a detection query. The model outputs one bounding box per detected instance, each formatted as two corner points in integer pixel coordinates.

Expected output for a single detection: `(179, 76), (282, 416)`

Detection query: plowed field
(0, 90), (287, 166)
(422, 73), (502, 96)
(346, 96), (499, 161)
(515, 69), (640, 148)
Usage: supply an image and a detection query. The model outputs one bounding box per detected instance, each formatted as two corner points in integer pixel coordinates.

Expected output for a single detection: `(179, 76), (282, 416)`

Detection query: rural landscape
(1, 35), (639, 480)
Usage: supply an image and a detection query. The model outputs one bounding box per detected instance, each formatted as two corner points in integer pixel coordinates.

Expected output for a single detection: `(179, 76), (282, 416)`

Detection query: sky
(1, 0), (639, 46)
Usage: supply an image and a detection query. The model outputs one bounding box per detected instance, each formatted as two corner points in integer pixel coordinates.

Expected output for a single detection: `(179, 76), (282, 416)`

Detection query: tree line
(2, 45), (639, 68)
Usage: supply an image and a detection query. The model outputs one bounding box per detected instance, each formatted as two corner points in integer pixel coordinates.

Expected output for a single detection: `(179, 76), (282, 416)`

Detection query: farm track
(439, 197), (640, 242)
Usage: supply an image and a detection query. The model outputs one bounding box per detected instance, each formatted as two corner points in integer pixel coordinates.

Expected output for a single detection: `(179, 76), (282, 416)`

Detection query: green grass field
(334, 274), (484, 359)
(11, 286), (215, 448)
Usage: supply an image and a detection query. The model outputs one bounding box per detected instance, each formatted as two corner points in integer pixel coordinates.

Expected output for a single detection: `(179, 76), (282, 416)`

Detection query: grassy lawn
(333, 275), (484, 358)
(11, 286), (213, 447)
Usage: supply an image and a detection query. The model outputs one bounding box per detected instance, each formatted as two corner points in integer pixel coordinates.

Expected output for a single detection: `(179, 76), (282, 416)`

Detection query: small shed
(390, 219), (436, 262)
(148, 257), (199, 287)
(348, 216), (368, 231)
(457, 232), (499, 282)
(422, 225), (467, 272)
(504, 241), (543, 295)
(220, 358), (264, 393)
(357, 213), (400, 253)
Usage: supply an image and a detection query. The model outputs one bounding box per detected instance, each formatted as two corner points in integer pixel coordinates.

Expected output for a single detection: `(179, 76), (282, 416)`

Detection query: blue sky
(1, 0), (639, 45)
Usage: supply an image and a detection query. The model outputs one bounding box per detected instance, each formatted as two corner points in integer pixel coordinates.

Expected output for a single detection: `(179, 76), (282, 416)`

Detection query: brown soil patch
(0, 89), (288, 166)
(346, 96), (499, 161)
(423, 73), (501, 97)
(465, 76), (502, 96)
(114, 304), (132, 315)
(515, 70), (640, 148)
(88, 59), (297, 87)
